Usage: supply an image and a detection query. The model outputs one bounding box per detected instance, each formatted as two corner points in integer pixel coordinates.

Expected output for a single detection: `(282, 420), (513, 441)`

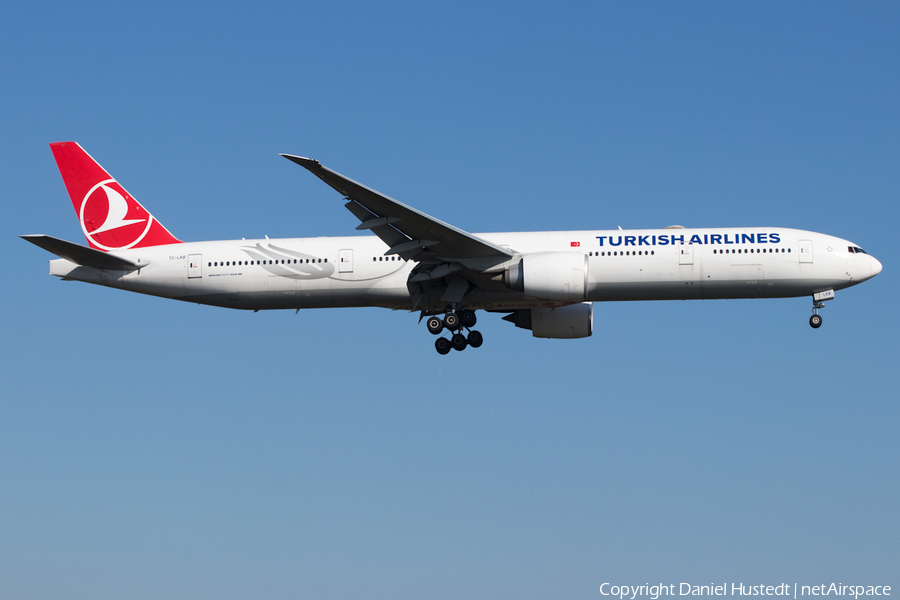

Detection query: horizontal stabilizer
(20, 235), (147, 270)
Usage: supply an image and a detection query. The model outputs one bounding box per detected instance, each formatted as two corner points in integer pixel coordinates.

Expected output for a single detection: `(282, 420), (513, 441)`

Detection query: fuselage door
(678, 243), (694, 265)
(799, 239), (813, 263)
(188, 254), (202, 278)
(339, 249), (353, 273)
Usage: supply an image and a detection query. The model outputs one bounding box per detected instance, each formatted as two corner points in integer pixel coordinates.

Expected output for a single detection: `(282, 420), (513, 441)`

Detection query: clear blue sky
(2, 2), (898, 599)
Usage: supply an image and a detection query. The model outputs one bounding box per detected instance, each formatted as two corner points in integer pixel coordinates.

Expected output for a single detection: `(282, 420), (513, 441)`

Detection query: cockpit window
(848, 246), (868, 254)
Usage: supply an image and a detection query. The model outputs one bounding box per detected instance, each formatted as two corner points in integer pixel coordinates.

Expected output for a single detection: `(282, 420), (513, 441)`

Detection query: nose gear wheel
(809, 298), (826, 329)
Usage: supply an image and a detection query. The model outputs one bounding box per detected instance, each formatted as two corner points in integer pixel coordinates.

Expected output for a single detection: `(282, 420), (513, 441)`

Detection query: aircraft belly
(586, 277), (848, 302)
(364, 283), (411, 309)
(104, 266), (185, 299)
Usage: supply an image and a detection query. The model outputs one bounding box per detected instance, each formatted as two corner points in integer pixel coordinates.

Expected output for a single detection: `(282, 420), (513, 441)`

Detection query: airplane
(23, 142), (882, 354)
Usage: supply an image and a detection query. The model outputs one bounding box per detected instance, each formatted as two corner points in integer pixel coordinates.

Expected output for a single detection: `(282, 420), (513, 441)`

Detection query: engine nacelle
(503, 302), (593, 339)
(502, 252), (588, 301)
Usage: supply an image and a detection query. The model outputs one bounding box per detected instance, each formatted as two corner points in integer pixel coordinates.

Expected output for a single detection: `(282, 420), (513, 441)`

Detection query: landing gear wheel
(444, 312), (461, 331)
(467, 330), (483, 348)
(461, 310), (477, 328)
(451, 333), (468, 351)
(810, 314), (823, 329)
(435, 337), (452, 355)
(426, 316), (444, 335)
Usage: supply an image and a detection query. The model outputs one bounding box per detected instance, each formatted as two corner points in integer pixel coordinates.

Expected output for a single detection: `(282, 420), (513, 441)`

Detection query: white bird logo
(86, 184), (145, 234)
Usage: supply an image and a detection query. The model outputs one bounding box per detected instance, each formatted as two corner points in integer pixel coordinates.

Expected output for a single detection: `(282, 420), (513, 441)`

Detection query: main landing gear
(427, 308), (483, 355)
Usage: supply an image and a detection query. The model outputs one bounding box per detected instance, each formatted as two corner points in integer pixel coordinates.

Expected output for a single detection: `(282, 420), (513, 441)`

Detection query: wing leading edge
(280, 155), (514, 264)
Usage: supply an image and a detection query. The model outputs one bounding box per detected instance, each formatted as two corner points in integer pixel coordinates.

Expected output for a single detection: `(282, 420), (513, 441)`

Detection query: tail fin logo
(80, 179), (154, 250)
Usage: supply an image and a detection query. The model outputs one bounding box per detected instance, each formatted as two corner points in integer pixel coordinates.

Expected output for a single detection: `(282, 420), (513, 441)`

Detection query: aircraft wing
(21, 234), (146, 270)
(280, 155), (514, 263)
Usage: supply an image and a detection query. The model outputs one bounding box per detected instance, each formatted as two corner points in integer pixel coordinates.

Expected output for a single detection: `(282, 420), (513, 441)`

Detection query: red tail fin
(50, 142), (181, 251)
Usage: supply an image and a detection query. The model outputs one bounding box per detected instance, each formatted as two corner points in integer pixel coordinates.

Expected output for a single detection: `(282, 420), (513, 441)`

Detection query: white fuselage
(48, 226), (882, 311)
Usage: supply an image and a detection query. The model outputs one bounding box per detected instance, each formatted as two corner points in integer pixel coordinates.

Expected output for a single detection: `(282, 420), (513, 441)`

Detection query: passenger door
(188, 254), (202, 278)
(339, 249), (353, 273)
(799, 239), (813, 263)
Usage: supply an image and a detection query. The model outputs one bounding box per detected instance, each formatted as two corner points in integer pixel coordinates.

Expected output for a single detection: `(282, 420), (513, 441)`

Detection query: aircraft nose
(871, 256), (883, 278)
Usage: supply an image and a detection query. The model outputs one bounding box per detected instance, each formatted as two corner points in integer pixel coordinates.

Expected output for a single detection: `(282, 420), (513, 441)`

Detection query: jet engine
(502, 302), (593, 339)
(500, 252), (588, 301)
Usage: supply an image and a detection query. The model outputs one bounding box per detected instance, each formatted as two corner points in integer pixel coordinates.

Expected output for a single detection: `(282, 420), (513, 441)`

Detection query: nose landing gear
(426, 307), (483, 354)
(809, 290), (834, 329)
(810, 312), (823, 328)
